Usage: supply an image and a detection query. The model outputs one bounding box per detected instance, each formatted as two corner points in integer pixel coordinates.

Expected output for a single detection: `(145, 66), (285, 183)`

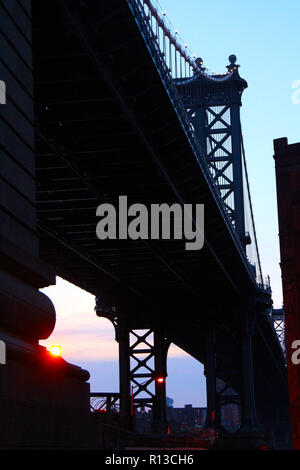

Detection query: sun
(49, 345), (62, 357)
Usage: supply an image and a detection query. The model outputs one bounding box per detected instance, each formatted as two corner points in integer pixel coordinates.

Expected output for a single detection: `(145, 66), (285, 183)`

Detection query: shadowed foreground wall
(0, 0), (96, 448)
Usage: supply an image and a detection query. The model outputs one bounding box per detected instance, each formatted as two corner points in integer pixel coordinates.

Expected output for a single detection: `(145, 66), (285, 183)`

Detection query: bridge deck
(33, 0), (255, 317)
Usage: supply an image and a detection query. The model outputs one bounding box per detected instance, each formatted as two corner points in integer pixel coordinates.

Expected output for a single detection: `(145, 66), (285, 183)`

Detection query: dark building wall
(0, 0), (94, 448)
(274, 137), (300, 450)
(0, 0), (55, 341)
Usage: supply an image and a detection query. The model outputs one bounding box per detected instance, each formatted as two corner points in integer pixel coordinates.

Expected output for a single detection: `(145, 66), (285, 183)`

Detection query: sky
(41, 0), (300, 407)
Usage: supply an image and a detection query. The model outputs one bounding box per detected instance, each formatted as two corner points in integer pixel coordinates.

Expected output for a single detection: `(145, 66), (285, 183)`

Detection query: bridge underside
(34, 1), (254, 311)
(0, 0), (289, 448)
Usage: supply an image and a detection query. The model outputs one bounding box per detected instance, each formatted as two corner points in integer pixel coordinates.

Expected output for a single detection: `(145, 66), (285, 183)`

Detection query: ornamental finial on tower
(194, 57), (206, 73)
(226, 54), (240, 72)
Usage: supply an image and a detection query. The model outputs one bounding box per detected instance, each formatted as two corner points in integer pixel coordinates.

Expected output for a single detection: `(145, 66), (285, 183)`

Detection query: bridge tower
(95, 299), (169, 434)
(271, 308), (286, 354)
(175, 55), (249, 247)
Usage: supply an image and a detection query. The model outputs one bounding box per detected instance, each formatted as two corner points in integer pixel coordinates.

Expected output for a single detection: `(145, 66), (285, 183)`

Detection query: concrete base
(214, 429), (267, 450)
(0, 339), (98, 448)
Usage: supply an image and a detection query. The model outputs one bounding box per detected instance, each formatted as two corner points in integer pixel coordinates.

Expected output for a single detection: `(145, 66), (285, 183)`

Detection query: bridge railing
(141, 0), (233, 80)
(90, 393), (121, 413)
(128, 0), (262, 286)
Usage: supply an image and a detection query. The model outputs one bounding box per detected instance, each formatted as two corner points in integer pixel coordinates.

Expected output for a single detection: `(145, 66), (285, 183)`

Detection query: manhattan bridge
(0, 0), (290, 449)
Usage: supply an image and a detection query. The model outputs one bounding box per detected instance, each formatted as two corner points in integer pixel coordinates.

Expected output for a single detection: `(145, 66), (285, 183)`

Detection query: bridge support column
(222, 308), (266, 449)
(204, 327), (217, 429)
(240, 309), (260, 432)
(152, 331), (168, 435)
(111, 319), (169, 435)
(118, 325), (132, 421)
(215, 309), (266, 449)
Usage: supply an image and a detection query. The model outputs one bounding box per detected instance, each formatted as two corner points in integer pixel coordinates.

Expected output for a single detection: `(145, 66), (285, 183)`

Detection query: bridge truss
(28, 0), (289, 447)
(132, 0), (266, 287)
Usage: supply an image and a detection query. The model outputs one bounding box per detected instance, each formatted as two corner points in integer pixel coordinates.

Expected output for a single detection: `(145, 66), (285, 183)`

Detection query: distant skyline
(41, 0), (300, 406)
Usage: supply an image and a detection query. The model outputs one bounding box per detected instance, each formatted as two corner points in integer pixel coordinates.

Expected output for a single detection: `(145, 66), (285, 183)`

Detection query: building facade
(274, 137), (300, 450)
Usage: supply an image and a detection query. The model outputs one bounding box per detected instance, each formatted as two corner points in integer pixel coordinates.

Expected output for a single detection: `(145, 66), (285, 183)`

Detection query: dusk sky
(41, 0), (300, 407)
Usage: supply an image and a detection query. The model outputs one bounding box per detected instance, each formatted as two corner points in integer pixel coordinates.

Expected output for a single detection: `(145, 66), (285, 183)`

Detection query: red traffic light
(156, 377), (165, 384)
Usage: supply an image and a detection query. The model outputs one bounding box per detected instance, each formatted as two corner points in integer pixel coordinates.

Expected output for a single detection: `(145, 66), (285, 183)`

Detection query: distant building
(166, 396), (174, 408)
(167, 403), (240, 434)
(167, 404), (207, 433)
(134, 406), (152, 434)
(135, 400), (240, 434)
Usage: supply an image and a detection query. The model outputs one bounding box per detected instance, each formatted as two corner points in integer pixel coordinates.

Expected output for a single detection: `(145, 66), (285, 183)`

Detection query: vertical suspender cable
(241, 132), (263, 283)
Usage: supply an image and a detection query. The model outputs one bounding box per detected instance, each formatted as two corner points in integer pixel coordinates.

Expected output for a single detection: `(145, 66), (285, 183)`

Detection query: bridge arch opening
(39, 280), (242, 434)
(166, 344), (207, 433)
(40, 277), (119, 395)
